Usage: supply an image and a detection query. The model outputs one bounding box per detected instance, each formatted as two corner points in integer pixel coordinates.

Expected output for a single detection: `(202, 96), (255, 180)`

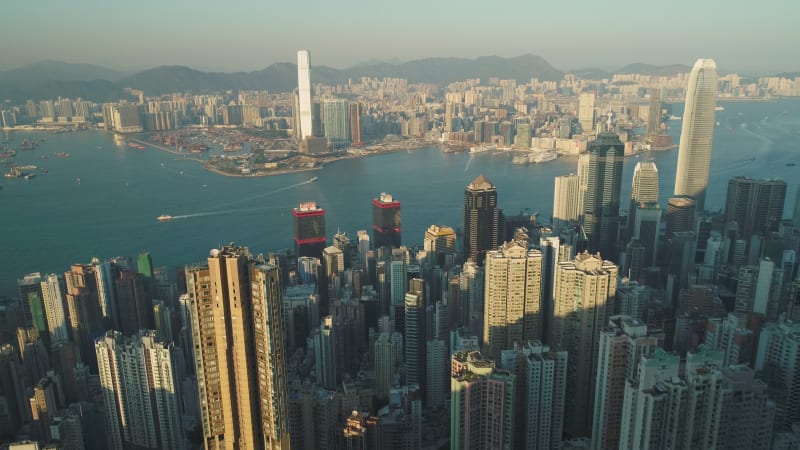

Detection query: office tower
(450, 351), (515, 450)
(756, 321), (800, 430)
(373, 192), (401, 249)
(18, 273), (45, 332)
(583, 132), (624, 262)
(551, 252), (618, 437)
(553, 174), (580, 232)
(293, 202), (326, 258)
(423, 225), (456, 267)
(500, 341), (567, 450)
(322, 245), (344, 279)
(463, 175), (500, 264)
(0, 344), (26, 436)
(49, 406), (86, 450)
(322, 99), (350, 150)
(515, 122), (532, 148)
(92, 258), (119, 327)
(296, 50), (313, 141)
(793, 185), (800, 228)
(632, 202), (661, 267)
(426, 339), (448, 409)
(592, 316), (660, 450)
(349, 102), (362, 146)
(405, 278), (425, 393)
(725, 176), (787, 240)
(717, 365), (775, 450)
(64, 265), (103, 368)
(185, 245), (290, 449)
(137, 251), (154, 278)
(482, 242), (544, 360)
(666, 196), (696, 238)
(627, 161), (659, 238)
(96, 330), (184, 450)
(577, 154), (590, 223)
(647, 89), (663, 136)
(674, 59), (718, 213)
(39, 274), (69, 345)
(579, 92), (596, 133)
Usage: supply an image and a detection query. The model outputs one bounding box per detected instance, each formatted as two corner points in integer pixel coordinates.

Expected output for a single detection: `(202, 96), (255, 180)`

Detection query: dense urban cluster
(2, 54), (800, 450)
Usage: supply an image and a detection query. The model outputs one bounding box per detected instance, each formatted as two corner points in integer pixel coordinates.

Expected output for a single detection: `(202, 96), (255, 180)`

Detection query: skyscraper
(463, 175), (499, 265)
(551, 252), (618, 437)
(631, 202), (661, 268)
(296, 50), (313, 141)
(405, 278), (425, 393)
(553, 174), (580, 232)
(627, 161), (659, 239)
(793, 185), (800, 228)
(483, 241), (544, 360)
(39, 274), (69, 345)
(674, 59), (718, 213)
(293, 202), (326, 259)
(423, 225), (456, 267)
(579, 92), (596, 134)
(349, 102), (362, 146)
(96, 330), (185, 450)
(372, 192), (401, 249)
(322, 99), (350, 150)
(583, 132), (625, 262)
(724, 176), (787, 240)
(450, 351), (515, 450)
(18, 273), (44, 332)
(666, 196), (696, 238)
(185, 245), (290, 449)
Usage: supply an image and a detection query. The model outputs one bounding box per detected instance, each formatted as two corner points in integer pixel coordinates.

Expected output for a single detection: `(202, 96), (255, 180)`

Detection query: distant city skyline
(1, 0), (799, 74)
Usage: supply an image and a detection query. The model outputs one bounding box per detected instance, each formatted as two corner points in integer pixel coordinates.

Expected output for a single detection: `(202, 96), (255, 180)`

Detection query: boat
(787, 163), (796, 167)
(24, 174), (35, 180)
(127, 143), (146, 150)
(39, 168), (48, 173)
(714, 106), (725, 112)
(309, 176), (318, 182)
(76, 178), (80, 184)
(157, 214), (173, 222)
(469, 144), (496, 154)
(55, 152), (70, 158)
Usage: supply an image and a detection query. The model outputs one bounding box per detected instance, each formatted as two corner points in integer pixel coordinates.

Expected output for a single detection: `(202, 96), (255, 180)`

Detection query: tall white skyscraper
(40, 274), (69, 345)
(579, 92), (596, 134)
(96, 330), (185, 450)
(296, 50), (313, 141)
(674, 59), (718, 213)
(482, 242), (544, 360)
(553, 174), (580, 232)
(577, 153), (590, 223)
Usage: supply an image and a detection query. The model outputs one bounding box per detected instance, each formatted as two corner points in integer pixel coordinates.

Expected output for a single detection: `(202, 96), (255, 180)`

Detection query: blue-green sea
(2, 99), (799, 296)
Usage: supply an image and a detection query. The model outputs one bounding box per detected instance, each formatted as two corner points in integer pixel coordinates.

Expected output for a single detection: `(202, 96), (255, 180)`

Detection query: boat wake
(464, 155), (474, 172)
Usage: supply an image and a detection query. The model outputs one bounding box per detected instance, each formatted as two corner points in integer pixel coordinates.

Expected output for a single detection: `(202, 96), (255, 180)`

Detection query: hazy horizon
(2, 0), (799, 75)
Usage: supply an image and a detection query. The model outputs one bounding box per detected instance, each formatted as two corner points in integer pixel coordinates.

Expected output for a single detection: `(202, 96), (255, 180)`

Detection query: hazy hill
(617, 63), (692, 76)
(0, 60), (128, 83)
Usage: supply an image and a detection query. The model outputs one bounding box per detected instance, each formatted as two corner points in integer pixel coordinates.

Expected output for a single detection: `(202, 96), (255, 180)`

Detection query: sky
(2, 0), (799, 74)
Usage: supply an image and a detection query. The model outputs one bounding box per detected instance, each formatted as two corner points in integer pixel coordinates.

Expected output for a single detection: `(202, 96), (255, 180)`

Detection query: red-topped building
(293, 202), (326, 258)
(372, 193), (401, 249)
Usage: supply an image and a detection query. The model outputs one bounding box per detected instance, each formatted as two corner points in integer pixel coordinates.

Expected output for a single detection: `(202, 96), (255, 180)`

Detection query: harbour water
(2, 99), (799, 296)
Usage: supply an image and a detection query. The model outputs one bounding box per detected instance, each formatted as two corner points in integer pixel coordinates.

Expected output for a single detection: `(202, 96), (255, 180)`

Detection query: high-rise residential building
(185, 245), (290, 449)
(322, 99), (350, 150)
(39, 274), (69, 345)
(293, 202), (326, 259)
(0, 344), (26, 436)
(372, 192), (401, 249)
(500, 341), (567, 450)
(582, 132), (624, 262)
(724, 176), (787, 240)
(482, 241), (544, 360)
(463, 175), (500, 265)
(717, 365), (775, 450)
(551, 252), (618, 437)
(647, 88), (663, 136)
(674, 59), (718, 213)
(374, 332), (394, 399)
(311, 316), (340, 390)
(450, 351), (515, 450)
(579, 92), (596, 134)
(592, 316), (660, 450)
(553, 174), (580, 232)
(405, 278), (425, 393)
(666, 196), (696, 238)
(756, 321), (800, 431)
(426, 339), (448, 409)
(96, 330), (185, 450)
(296, 50), (313, 142)
(627, 161), (659, 238)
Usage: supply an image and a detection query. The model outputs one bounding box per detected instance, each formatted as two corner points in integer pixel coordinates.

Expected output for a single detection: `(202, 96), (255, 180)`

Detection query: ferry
(469, 144), (497, 154)
(157, 214), (173, 222)
(309, 176), (318, 182)
(714, 106), (725, 112)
